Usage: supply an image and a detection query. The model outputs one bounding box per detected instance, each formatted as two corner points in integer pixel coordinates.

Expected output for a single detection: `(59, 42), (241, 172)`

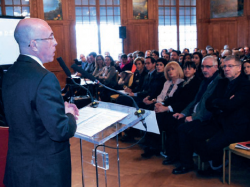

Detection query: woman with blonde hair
(155, 61), (201, 164)
(141, 61), (184, 158)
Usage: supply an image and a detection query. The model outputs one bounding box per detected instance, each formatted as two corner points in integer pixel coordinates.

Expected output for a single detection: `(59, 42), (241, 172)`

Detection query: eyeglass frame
(222, 64), (240, 69)
(28, 34), (55, 47)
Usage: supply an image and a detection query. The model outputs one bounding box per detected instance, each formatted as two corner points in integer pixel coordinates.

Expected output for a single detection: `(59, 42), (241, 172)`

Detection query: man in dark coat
(162, 56), (221, 168)
(2, 18), (78, 187)
(173, 55), (250, 175)
(187, 55), (250, 175)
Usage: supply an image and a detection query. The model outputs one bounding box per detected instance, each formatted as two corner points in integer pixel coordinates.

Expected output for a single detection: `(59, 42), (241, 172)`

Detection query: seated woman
(243, 59), (250, 80)
(192, 52), (203, 79)
(98, 56), (117, 101)
(155, 61), (201, 164)
(143, 61), (184, 110)
(181, 53), (193, 67)
(141, 61), (184, 158)
(92, 55), (105, 78)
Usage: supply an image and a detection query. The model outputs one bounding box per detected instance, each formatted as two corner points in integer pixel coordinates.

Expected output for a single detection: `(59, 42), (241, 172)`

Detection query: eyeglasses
(222, 64), (240, 69)
(28, 34), (55, 47)
(201, 65), (214, 69)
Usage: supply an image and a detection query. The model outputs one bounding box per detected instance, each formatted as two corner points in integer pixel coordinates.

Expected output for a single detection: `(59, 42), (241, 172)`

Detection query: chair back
(0, 126), (9, 187)
(128, 73), (134, 87)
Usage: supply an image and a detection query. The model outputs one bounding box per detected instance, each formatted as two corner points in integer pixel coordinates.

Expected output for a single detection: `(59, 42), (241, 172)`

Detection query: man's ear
(29, 40), (38, 52)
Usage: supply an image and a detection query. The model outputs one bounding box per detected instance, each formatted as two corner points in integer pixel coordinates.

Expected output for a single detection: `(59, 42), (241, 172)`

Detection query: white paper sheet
(76, 107), (128, 137)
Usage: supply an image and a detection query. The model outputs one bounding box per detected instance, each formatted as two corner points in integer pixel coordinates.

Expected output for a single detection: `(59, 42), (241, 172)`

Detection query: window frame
(0, 0), (30, 17)
(75, 0), (121, 55)
(158, 0), (197, 51)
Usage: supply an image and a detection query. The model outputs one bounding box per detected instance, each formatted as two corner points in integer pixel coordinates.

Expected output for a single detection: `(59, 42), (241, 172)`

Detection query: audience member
(141, 60), (183, 158)
(80, 54), (87, 69)
(182, 53), (192, 66)
(165, 56), (221, 172)
(201, 49), (207, 57)
(116, 53), (133, 72)
(85, 52), (96, 74)
(92, 55), (105, 77)
(124, 57), (148, 94)
(151, 50), (159, 60)
(163, 52), (170, 63)
(192, 52), (203, 79)
(98, 56), (117, 101)
(155, 61), (201, 160)
(170, 50), (179, 64)
(193, 48), (199, 53)
(243, 59), (250, 80)
(145, 50), (151, 57)
(244, 46), (250, 58)
(160, 49), (168, 57)
(183, 48), (189, 54)
(176, 55), (250, 176)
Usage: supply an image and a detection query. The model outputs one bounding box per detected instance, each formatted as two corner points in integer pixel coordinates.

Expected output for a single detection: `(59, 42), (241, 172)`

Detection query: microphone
(74, 59), (82, 66)
(57, 57), (72, 78)
(71, 64), (146, 124)
(71, 64), (96, 81)
(57, 57), (98, 108)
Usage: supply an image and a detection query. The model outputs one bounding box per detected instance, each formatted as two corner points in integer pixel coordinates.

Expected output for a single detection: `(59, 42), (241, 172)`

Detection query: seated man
(162, 56), (221, 166)
(117, 57), (165, 109)
(173, 55), (250, 175)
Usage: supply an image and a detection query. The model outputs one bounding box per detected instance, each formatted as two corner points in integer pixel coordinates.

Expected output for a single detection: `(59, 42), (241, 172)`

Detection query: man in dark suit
(2, 18), (78, 187)
(163, 56), (221, 170)
(187, 55), (250, 175)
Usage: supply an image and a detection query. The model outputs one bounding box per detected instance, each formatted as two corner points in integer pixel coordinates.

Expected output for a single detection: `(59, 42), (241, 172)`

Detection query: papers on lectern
(76, 107), (128, 137)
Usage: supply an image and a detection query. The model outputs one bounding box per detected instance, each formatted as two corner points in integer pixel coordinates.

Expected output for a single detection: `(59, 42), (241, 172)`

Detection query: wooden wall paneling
(219, 22), (228, 49)
(227, 22), (237, 49)
(237, 17), (248, 47)
(211, 23), (220, 49)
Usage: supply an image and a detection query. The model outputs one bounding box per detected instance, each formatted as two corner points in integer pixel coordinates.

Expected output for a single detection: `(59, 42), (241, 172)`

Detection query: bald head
(14, 18), (57, 63)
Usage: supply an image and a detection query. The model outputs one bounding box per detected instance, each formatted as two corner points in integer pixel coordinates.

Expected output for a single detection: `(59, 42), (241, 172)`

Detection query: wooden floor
(70, 137), (250, 187)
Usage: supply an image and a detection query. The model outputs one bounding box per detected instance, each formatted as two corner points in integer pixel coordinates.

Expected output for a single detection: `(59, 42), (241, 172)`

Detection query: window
(158, 0), (196, 53)
(0, 0), (30, 17)
(75, 0), (122, 60)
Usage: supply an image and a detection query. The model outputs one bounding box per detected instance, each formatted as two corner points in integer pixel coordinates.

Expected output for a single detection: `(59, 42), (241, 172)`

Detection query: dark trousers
(156, 112), (185, 158)
(179, 119), (250, 167)
(178, 119), (203, 167)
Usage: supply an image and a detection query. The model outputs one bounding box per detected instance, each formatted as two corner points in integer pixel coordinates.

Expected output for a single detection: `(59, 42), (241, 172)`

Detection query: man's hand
(155, 104), (168, 113)
(143, 96), (149, 103)
(124, 87), (132, 93)
(65, 102), (79, 120)
(185, 116), (193, 122)
(173, 113), (184, 119)
(128, 92), (134, 96)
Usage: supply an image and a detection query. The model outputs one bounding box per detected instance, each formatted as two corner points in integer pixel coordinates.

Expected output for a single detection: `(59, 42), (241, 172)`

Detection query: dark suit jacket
(182, 73), (221, 121)
(164, 75), (201, 113)
(137, 70), (160, 98)
(2, 55), (76, 187)
(129, 68), (148, 93)
(206, 74), (250, 129)
(148, 72), (166, 100)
